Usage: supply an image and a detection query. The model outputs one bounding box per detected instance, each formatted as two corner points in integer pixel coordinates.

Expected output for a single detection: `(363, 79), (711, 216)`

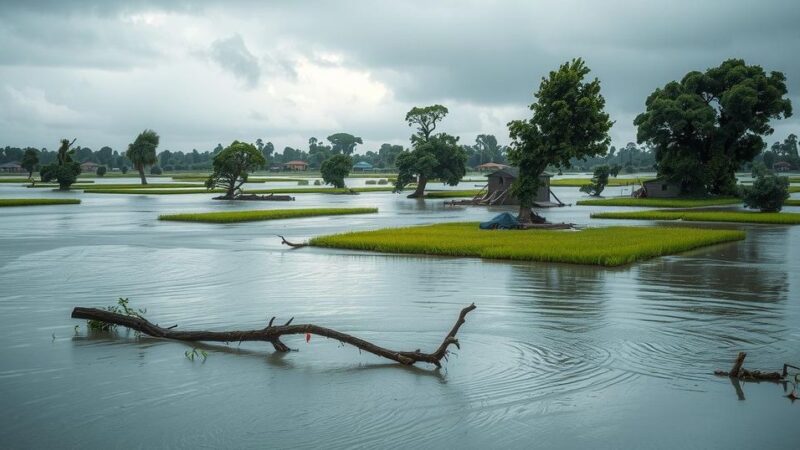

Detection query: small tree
(205, 141), (266, 199)
(40, 139), (82, 190)
(579, 165), (620, 196)
(96, 166), (107, 177)
(126, 129), (160, 185)
(321, 154), (353, 189)
(150, 166), (163, 175)
(508, 58), (613, 222)
(326, 133), (363, 155)
(120, 166), (129, 174)
(741, 174), (790, 212)
(394, 105), (466, 197)
(21, 148), (39, 179)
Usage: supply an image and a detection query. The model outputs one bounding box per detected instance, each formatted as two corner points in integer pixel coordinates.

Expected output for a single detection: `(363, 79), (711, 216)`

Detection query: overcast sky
(1, 0), (798, 154)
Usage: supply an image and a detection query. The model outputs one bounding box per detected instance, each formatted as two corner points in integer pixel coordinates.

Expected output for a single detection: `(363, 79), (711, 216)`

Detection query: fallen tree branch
(71, 303), (476, 368)
(714, 352), (785, 381)
(277, 235), (308, 248)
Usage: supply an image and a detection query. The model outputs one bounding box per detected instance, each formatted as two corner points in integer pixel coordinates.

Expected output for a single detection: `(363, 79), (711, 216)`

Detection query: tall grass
(310, 222), (745, 266)
(159, 207), (378, 223)
(425, 190), (482, 198)
(577, 197), (741, 208)
(83, 188), (223, 194)
(591, 209), (800, 224)
(0, 198), (81, 207)
(785, 199), (800, 206)
(551, 178), (651, 187)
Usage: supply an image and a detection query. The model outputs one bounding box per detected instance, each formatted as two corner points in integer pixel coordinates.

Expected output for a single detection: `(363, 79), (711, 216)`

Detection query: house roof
(486, 167), (552, 179)
(0, 161), (22, 168)
(353, 161), (373, 168)
(284, 160), (308, 165)
(475, 162), (510, 170)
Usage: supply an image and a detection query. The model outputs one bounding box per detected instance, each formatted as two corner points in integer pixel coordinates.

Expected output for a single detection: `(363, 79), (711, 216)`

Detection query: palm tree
(126, 129), (160, 185)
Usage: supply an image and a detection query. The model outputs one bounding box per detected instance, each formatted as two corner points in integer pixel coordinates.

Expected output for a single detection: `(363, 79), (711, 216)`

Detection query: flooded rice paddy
(1, 177), (799, 448)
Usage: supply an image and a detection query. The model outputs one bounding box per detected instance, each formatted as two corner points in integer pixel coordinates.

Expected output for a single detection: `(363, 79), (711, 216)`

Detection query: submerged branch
(71, 303), (476, 368)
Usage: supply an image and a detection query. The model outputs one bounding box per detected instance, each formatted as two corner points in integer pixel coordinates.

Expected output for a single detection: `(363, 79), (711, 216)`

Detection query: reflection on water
(1, 180), (799, 448)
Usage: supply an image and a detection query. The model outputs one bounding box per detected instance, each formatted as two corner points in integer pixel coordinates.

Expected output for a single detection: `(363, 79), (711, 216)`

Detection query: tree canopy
(40, 138), (81, 190)
(320, 154), (353, 189)
(326, 133), (363, 156)
(21, 148), (38, 179)
(634, 59), (792, 195)
(126, 129), (160, 185)
(205, 141), (266, 199)
(395, 105), (466, 197)
(579, 164), (620, 197)
(507, 58), (612, 222)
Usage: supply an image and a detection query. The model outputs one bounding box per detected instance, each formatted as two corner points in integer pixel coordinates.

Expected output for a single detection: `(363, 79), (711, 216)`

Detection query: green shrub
(150, 166), (163, 175)
(377, 179), (388, 185)
(313, 179), (322, 185)
(96, 166), (107, 177)
(740, 174), (790, 212)
(298, 179), (309, 185)
(365, 179), (377, 185)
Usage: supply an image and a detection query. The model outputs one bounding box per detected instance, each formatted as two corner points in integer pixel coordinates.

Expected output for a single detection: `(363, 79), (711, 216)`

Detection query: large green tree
(507, 58), (613, 222)
(205, 141), (266, 199)
(394, 105), (466, 197)
(634, 59), (792, 195)
(40, 139), (82, 190)
(21, 148), (39, 179)
(320, 154), (353, 189)
(327, 133), (363, 155)
(126, 129), (160, 185)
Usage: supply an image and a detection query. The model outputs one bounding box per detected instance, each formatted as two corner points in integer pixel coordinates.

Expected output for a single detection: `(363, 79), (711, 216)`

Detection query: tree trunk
(59, 183), (70, 191)
(518, 205), (533, 223)
(407, 175), (428, 198)
(71, 303), (476, 368)
(137, 165), (148, 185)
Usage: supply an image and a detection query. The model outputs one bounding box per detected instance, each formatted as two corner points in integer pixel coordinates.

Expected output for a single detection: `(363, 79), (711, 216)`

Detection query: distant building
(80, 161), (101, 172)
(283, 160), (309, 171)
(637, 178), (681, 198)
(0, 161), (24, 173)
(773, 161), (792, 172)
(352, 161), (373, 171)
(475, 162), (510, 172)
(268, 163), (284, 172)
(485, 167), (555, 206)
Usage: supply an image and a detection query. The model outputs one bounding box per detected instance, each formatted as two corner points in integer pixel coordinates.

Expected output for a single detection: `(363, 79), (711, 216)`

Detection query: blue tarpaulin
(479, 212), (520, 230)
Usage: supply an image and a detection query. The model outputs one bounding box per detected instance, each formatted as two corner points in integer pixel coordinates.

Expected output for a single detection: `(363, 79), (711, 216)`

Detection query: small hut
(484, 168), (556, 206)
(773, 161), (792, 172)
(637, 178), (681, 198)
(0, 161), (24, 173)
(475, 162), (510, 172)
(80, 161), (101, 172)
(352, 161), (373, 172)
(283, 160), (309, 171)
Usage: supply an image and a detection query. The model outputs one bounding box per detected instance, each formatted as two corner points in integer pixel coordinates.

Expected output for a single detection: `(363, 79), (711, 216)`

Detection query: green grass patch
(790, 186), (800, 193)
(309, 222), (744, 267)
(425, 190), (482, 198)
(159, 207), (378, 223)
(0, 198), (81, 207)
(785, 199), (800, 206)
(83, 188), (223, 194)
(551, 178), (651, 187)
(0, 178), (36, 183)
(591, 209), (800, 225)
(32, 182), (200, 189)
(576, 197), (741, 208)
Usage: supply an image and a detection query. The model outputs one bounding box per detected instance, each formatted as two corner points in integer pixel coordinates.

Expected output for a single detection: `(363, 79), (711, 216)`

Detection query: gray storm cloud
(0, 0), (797, 153)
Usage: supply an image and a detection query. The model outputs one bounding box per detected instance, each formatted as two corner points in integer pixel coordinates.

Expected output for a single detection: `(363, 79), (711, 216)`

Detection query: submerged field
(82, 186), (396, 195)
(310, 222), (745, 266)
(29, 182), (201, 189)
(577, 197), (741, 208)
(0, 198), (81, 207)
(550, 178), (650, 187)
(592, 209), (800, 224)
(159, 207), (378, 223)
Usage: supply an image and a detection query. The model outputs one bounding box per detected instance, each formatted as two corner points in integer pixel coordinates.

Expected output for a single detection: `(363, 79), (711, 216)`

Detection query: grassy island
(159, 207), (378, 223)
(425, 190), (482, 198)
(591, 209), (800, 225)
(0, 198), (81, 207)
(576, 197), (741, 208)
(309, 222), (745, 266)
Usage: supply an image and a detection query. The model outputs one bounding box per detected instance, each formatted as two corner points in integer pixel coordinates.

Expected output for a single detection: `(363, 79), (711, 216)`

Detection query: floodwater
(1, 177), (799, 449)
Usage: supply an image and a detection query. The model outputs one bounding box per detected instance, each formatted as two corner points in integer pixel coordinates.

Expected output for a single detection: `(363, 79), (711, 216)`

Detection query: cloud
(0, 0), (797, 154)
(208, 34), (261, 88)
